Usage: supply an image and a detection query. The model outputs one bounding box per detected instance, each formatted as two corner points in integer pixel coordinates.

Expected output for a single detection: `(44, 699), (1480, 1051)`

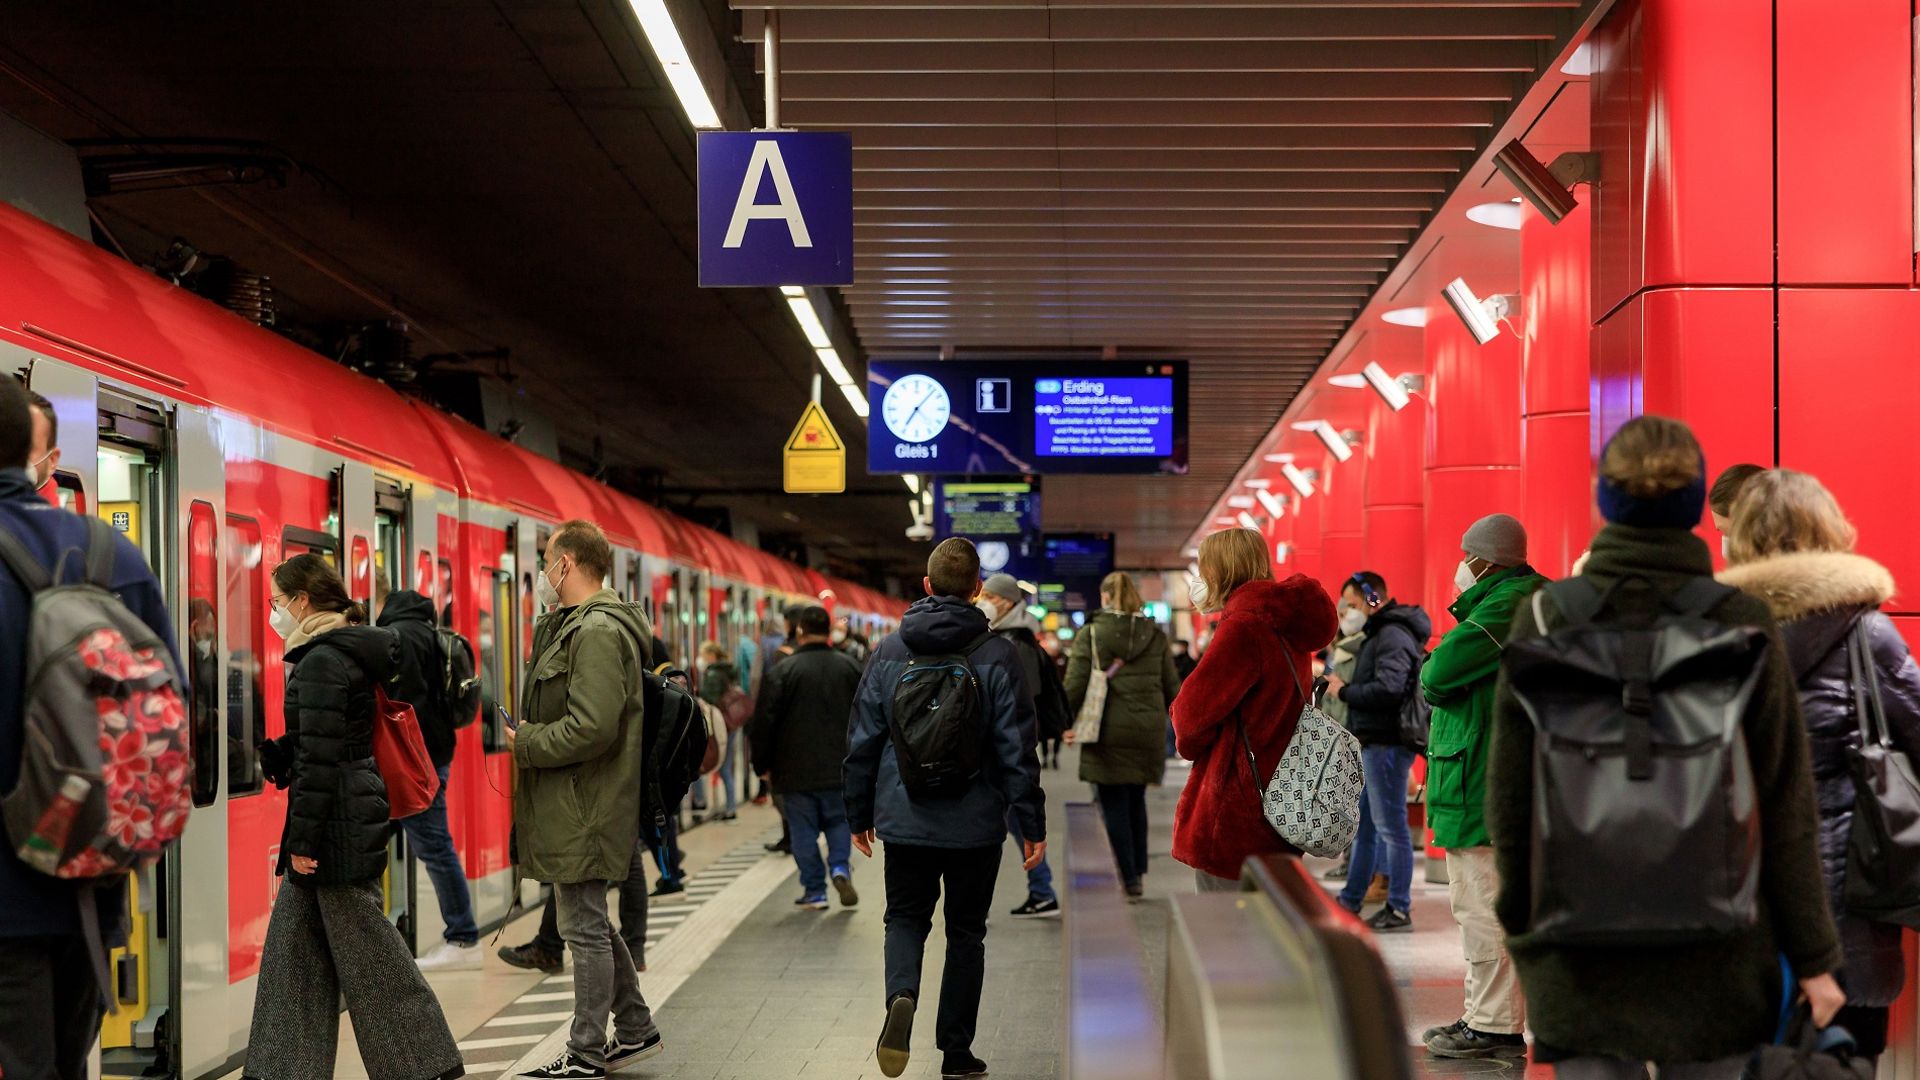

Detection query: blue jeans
(1006, 809), (1054, 902)
(783, 789), (852, 895)
(716, 739), (739, 814)
(398, 763), (478, 945)
(1337, 746), (1415, 915)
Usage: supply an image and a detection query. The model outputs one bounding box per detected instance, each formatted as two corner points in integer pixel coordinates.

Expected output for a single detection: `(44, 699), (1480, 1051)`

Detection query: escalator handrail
(1062, 802), (1163, 1080)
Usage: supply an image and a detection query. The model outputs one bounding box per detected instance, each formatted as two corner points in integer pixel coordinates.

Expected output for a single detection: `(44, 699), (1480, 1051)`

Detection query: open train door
(20, 355), (234, 1080)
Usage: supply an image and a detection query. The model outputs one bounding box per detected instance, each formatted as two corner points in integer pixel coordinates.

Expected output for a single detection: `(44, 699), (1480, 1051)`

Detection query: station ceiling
(0, 1), (1597, 578)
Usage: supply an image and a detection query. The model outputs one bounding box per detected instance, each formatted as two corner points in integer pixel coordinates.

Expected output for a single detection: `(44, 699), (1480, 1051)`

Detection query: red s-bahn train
(0, 200), (902, 1080)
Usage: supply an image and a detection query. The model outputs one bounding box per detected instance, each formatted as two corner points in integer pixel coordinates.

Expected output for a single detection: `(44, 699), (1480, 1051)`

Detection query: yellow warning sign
(783, 400), (846, 494)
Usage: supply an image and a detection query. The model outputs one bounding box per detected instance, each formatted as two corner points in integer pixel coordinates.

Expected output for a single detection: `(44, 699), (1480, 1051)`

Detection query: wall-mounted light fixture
(1491, 139), (1599, 225)
(1292, 420), (1356, 462)
(1255, 488), (1286, 518)
(1235, 511), (1262, 532)
(1362, 361), (1424, 412)
(1281, 462), (1318, 498)
(1442, 277), (1516, 346)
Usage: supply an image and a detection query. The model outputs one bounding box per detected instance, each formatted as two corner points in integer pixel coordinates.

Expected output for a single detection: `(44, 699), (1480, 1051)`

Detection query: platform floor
(277, 750), (1539, 1078)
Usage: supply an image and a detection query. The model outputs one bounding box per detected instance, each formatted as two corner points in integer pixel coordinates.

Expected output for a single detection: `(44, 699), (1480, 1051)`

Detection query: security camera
(1491, 139), (1599, 225)
(1442, 277), (1516, 346)
(905, 521), (935, 542)
(1360, 361), (1421, 412)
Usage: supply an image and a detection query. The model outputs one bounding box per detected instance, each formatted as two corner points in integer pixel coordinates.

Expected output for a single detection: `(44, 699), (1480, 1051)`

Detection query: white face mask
(1187, 576), (1208, 611)
(29, 450), (54, 488)
(534, 560), (564, 610)
(269, 602), (300, 641)
(1338, 606), (1367, 636)
(974, 598), (999, 621)
(1453, 559), (1482, 595)
(1721, 535), (1732, 560)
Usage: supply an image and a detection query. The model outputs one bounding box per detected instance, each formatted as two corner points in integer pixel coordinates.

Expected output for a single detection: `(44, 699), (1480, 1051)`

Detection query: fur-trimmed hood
(1717, 551), (1896, 622)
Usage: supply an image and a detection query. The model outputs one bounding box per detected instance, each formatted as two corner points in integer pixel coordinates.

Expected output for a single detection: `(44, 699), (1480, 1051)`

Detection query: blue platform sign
(697, 131), (853, 287)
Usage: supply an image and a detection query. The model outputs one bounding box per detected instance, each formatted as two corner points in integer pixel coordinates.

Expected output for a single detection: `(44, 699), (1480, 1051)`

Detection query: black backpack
(1399, 651), (1431, 751)
(1503, 576), (1768, 946)
(435, 627), (483, 729)
(889, 634), (991, 798)
(639, 666), (709, 847)
(1033, 644), (1072, 742)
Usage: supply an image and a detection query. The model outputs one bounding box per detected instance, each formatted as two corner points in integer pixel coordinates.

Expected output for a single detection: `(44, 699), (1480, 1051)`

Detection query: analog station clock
(881, 373), (951, 443)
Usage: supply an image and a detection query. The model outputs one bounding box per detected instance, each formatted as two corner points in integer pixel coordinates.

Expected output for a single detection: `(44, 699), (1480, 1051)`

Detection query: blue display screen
(867, 360), (1187, 476)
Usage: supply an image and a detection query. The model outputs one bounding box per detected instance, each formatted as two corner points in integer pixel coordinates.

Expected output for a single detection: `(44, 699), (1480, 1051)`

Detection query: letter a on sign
(698, 131), (853, 287)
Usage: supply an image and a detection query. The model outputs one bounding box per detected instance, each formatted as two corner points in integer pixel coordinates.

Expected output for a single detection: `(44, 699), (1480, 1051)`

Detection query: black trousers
(882, 842), (1002, 1056)
(1094, 782), (1150, 885)
(0, 935), (100, 1080)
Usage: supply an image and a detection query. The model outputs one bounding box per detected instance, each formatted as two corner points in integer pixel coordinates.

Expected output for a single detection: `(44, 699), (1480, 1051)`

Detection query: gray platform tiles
(450, 829), (787, 1079)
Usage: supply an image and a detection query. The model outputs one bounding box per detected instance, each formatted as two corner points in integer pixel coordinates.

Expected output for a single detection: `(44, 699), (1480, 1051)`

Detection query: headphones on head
(1348, 572), (1382, 609)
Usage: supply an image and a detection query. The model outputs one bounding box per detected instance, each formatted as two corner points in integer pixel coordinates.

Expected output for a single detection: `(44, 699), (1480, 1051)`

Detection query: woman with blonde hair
(1486, 418), (1842, 1077)
(1719, 469), (1920, 1061)
(1168, 528), (1337, 891)
(1064, 570), (1183, 897)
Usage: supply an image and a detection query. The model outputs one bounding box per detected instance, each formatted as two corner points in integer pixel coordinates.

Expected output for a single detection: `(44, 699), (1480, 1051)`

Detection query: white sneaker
(416, 940), (484, 971)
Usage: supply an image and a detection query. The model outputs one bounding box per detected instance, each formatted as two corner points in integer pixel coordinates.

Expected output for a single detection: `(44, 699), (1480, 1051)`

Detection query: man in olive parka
(1420, 514), (1543, 1061)
(508, 520), (664, 1078)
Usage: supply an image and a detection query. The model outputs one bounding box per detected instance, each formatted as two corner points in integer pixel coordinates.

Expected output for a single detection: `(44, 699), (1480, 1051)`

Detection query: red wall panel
(1365, 395), (1427, 508)
(1424, 467), (1523, 635)
(1522, 200), (1593, 417)
(1637, 288), (1775, 475)
(1590, 0), (1640, 320)
(1779, 289), (1920, 612)
(1426, 314), (1523, 470)
(1776, 0), (1914, 285)
(1522, 412), (1597, 578)
(1362, 505), (1426, 614)
(1289, 451), (1327, 587)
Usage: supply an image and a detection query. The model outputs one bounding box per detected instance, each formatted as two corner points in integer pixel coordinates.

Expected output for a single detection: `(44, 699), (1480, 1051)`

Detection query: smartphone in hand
(498, 704), (517, 730)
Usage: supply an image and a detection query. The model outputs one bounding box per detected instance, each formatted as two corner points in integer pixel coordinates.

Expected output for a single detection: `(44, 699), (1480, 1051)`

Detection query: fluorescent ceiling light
(787, 295), (833, 349)
(1255, 488), (1286, 518)
(1242, 478), (1271, 489)
(1212, 516), (1236, 526)
(1362, 360), (1412, 412)
(780, 285), (805, 298)
(1226, 495), (1256, 509)
(1327, 373), (1368, 389)
(838, 380), (869, 418)
(1292, 420), (1354, 462)
(1466, 200), (1526, 231)
(1382, 306), (1429, 328)
(816, 346), (854, 387)
(1262, 452), (1295, 464)
(1442, 276), (1513, 346)
(1281, 462), (1316, 499)
(1236, 511), (1261, 532)
(628, 0), (722, 129)
(1561, 41), (1594, 77)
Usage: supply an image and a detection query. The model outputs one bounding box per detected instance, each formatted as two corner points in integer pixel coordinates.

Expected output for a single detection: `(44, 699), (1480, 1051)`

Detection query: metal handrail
(1062, 802), (1163, 1080)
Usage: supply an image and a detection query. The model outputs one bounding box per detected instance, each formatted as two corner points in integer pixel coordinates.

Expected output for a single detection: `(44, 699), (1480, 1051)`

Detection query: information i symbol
(976, 378), (1011, 413)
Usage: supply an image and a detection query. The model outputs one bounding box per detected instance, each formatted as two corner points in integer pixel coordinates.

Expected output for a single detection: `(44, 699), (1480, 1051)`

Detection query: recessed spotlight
(1327, 373), (1369, 389)
(1243, 478), (1271, 489)
(1227, 495), (1257, 509)
(1465, 201), (1526, 231)
(1382, 307), (1428, 328)
(1561, 42), (1593, 77)
(1213, 516), (1236, 526)
(1262, 452), (1295, 464)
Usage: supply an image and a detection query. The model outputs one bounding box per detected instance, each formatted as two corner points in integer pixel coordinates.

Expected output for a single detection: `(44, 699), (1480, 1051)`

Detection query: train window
(52, 471), (85, 513)
(282, 525), (338, 563)
(96, 442), (164, 572)
(480, 567), (513, 752)
(374, 491), (407, 606)
(223, 516), (265, 798)
(437, 559), (453, 624)
(349, 535), (372, 613)
(186, 502), (218, 807)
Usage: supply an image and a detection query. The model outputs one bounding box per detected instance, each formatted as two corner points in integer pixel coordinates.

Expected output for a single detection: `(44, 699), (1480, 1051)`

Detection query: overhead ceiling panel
(736, 0), (1595, 565)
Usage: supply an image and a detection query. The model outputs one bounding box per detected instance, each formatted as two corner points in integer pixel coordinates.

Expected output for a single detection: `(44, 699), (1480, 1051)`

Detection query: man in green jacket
(507, 520), (664, 1080)
(1419, 514), (1543, 1062)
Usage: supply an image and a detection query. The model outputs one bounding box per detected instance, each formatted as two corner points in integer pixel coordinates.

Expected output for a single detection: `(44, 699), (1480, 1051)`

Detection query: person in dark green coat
(1419, 514), (1544, 1061)
(1064, 571), (1182, 898)
(1487, 418), (1842, 1075)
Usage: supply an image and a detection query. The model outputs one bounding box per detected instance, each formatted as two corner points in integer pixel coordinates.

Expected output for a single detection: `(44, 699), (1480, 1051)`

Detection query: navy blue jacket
(845, 595), (1045, 848)
(1337, 601), (1431, 746)
(0, 468), (183, 941)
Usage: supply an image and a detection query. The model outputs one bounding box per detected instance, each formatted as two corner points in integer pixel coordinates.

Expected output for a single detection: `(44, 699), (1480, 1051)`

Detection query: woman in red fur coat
(1171, 528), (1338, 889)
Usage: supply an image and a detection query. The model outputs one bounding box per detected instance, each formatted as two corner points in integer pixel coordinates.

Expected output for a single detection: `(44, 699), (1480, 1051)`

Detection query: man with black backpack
(0, 376), (186, 1080)
(376, 578), (484, 971)
(846, 538), (1045, 1080)
(507, 520), (664, 1080)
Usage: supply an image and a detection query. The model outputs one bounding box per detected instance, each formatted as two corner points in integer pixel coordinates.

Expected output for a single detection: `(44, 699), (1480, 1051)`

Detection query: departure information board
(933, 481), (1040, 539)
(867, 360), (1188, 476)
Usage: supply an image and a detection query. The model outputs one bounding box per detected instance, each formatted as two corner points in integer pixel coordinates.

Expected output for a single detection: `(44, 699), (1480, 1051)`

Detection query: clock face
(881, 373), (951, 443)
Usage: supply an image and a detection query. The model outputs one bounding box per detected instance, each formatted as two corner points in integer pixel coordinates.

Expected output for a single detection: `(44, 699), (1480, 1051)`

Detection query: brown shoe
(1364, 873), (1388, 905)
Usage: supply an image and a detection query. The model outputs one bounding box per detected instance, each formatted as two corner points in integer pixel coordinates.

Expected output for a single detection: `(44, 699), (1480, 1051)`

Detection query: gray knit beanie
(981, 573), (1024, 603)
(1461, 513), (1527, 567)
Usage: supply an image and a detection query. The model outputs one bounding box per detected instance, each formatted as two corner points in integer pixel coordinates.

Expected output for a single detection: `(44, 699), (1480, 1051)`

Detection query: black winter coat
(1721, 550), (1920, 1008)
(376, 590), (453, 767)
(266, 625), (399, 887)
(751, 642), (864, 793)
(1338, 601), (1431, 746)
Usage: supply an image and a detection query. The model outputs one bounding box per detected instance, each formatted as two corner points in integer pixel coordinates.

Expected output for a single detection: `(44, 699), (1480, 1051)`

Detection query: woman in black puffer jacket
(1721, 470), (1920, 1059)
(246, 555), (461, 1080)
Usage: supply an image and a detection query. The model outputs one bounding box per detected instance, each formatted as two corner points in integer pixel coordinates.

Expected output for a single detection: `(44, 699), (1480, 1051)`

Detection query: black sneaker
(1009, 896), (1060, 919)
(1427, 1027), (1527, 1060)
(649, 877), (685, 898)
(831, 866), (859, 907)
(941, 1053), (989, 1078)
(765, 838), (791, 854)
(518, 1051), (603, 1079)
(1123, 880), (1144, 902)
(605, 1032), (664, 1072)
(875, 993), (915, 1078)
(1365, 907), (1412, 933)
(1421, 1017), (1468, 1045)
(497, 942), (565, 974)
